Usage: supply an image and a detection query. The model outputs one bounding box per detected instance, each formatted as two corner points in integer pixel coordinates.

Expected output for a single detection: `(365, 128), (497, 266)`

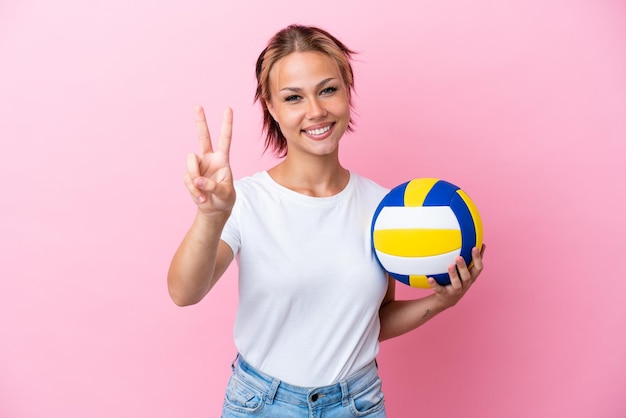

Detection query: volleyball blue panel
(430, 272), (452, 286)
(389, 271), (410, 286)
(383, 181), (409, 207)
(450, 192), (476, 267)
(422, 180), (459, 206)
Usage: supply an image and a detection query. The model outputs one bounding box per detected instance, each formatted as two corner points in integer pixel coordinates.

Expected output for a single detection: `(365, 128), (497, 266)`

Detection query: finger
(427, 277), (443, 293)
(184, 172), (206, 203)
(448, 262), (463, 290)
(186, 153), (201, 179)
(218, 107), (233, 155)
(195, 106), (213, 154)
(455, 256), (472, 284)
(193, 176), (217, 193)
(470, 246), (485, 277)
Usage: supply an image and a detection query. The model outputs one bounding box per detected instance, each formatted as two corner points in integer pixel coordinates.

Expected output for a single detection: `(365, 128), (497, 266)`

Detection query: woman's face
(265, 51), (351, 158)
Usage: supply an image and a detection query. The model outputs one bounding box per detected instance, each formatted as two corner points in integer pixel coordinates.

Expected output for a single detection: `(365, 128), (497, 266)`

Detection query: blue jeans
(221, 355), (386, 417)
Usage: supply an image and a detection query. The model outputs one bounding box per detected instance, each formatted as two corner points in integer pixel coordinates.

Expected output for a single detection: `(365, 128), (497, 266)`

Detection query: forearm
(167, 211), (231, 306)
(378, 294), (452, 341)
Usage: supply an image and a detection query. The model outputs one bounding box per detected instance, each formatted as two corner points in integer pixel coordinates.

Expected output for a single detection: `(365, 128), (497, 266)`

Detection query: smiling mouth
(304, 124), (332, 136)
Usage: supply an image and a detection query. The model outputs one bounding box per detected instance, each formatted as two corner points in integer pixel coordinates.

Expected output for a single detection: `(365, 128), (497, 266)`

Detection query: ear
(265, 99), (277, 121)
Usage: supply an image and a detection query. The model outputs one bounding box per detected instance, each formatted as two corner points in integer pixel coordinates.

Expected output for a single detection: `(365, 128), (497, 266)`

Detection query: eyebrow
(279, 78), (336, 93)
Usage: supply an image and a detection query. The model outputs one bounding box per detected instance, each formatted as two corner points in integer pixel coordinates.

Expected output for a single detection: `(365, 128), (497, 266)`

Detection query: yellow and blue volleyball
(371, 178), (483, 288)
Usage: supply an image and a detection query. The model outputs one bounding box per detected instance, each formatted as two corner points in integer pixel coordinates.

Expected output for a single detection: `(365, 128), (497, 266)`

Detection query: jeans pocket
(223, 374), (265, 414)
(349, 377), (385, 416)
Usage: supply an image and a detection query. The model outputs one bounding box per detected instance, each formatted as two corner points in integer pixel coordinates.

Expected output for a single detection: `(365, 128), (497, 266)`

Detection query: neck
(268, 155), (349, 197)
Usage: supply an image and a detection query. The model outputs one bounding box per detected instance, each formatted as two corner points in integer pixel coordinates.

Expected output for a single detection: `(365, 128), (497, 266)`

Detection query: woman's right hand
(184, 106), (235, 215)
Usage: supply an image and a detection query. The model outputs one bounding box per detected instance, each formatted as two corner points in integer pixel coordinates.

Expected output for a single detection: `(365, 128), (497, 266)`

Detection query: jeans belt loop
(266, 378), (280, 405)
(340, 380), (350, 406)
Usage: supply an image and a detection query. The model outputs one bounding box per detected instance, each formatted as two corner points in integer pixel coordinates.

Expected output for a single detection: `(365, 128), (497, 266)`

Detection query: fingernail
(196, 178), (206, 188)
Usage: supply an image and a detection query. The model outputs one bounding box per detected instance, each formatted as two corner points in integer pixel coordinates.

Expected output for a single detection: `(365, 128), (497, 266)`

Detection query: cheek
(277, 107), (304, 128)
(331, 99), (351, 120)
(333, 91), (351, 114)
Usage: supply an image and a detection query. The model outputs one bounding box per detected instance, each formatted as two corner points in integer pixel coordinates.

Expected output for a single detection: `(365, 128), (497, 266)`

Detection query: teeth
(306, 125), (331, 136)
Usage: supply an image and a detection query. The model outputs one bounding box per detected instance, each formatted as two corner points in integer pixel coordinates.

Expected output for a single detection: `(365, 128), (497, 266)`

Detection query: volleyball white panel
(374, 206), (460, 231)
(375, 248), (461, 275)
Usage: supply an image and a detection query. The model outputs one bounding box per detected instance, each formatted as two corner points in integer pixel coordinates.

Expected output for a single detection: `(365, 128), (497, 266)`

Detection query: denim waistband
(231, 354), (380, 407)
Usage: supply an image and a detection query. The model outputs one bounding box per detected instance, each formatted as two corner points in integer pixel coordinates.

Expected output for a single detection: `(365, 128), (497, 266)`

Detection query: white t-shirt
(221, 171), (389, 387)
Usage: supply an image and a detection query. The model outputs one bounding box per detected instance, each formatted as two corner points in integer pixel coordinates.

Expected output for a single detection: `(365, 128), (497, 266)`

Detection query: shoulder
(231, 171), (282, 212)
(233, 171), (271, 194)
(349, 172), (389, 198)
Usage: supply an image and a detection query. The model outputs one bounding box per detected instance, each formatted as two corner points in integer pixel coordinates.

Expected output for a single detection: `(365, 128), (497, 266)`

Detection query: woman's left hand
(428, 244), (486, 308)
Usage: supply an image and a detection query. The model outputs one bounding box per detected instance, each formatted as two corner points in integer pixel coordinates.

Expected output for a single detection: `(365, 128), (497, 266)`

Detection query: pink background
(1, 0), (625, 417)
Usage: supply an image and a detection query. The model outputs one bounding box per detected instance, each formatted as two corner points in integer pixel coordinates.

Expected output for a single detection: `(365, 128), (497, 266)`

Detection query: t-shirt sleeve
(220, 185), (241, 256)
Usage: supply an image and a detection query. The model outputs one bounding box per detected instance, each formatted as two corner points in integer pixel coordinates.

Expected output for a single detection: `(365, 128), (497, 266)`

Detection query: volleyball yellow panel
(373, 229), (461, 257)
(409, 275), (431, 288)
(404, 178), (438, 206)
(457, 189), (483, 250)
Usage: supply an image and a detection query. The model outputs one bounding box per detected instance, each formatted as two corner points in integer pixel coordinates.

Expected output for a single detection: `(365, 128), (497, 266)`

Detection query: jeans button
(311, 393), (319, 402)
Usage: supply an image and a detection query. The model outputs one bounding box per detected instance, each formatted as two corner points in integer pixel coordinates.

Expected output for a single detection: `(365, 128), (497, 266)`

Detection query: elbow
(167, 276), (203, 307)
(168, 287), (202, 307)
(169, 293), (197, 307)
(378, 331), (392, 343)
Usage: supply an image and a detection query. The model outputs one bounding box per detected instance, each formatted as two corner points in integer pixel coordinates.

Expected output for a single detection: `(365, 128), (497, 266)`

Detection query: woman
(168, 24), (485, 417)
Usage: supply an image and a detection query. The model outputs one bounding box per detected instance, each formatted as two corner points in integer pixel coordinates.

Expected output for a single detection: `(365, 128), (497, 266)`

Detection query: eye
(320, 86), (337, 95)
(284, 95), (301, 102)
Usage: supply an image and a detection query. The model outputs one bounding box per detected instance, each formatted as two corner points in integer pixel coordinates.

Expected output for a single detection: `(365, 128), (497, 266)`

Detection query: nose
(306, 98), (327, 119)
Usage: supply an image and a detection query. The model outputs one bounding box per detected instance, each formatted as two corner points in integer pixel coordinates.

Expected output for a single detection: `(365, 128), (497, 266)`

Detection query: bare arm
(168, 213), (234, 306)
(167, 106), (236, 306)
(379, 245), (485, 341)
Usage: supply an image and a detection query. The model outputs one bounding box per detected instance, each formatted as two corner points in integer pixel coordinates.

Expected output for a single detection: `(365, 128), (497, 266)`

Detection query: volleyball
(371, 178), (483, 288)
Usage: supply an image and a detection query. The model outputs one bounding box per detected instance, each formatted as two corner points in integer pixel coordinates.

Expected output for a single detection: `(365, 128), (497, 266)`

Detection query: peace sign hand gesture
(184, 106), (235, 215)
